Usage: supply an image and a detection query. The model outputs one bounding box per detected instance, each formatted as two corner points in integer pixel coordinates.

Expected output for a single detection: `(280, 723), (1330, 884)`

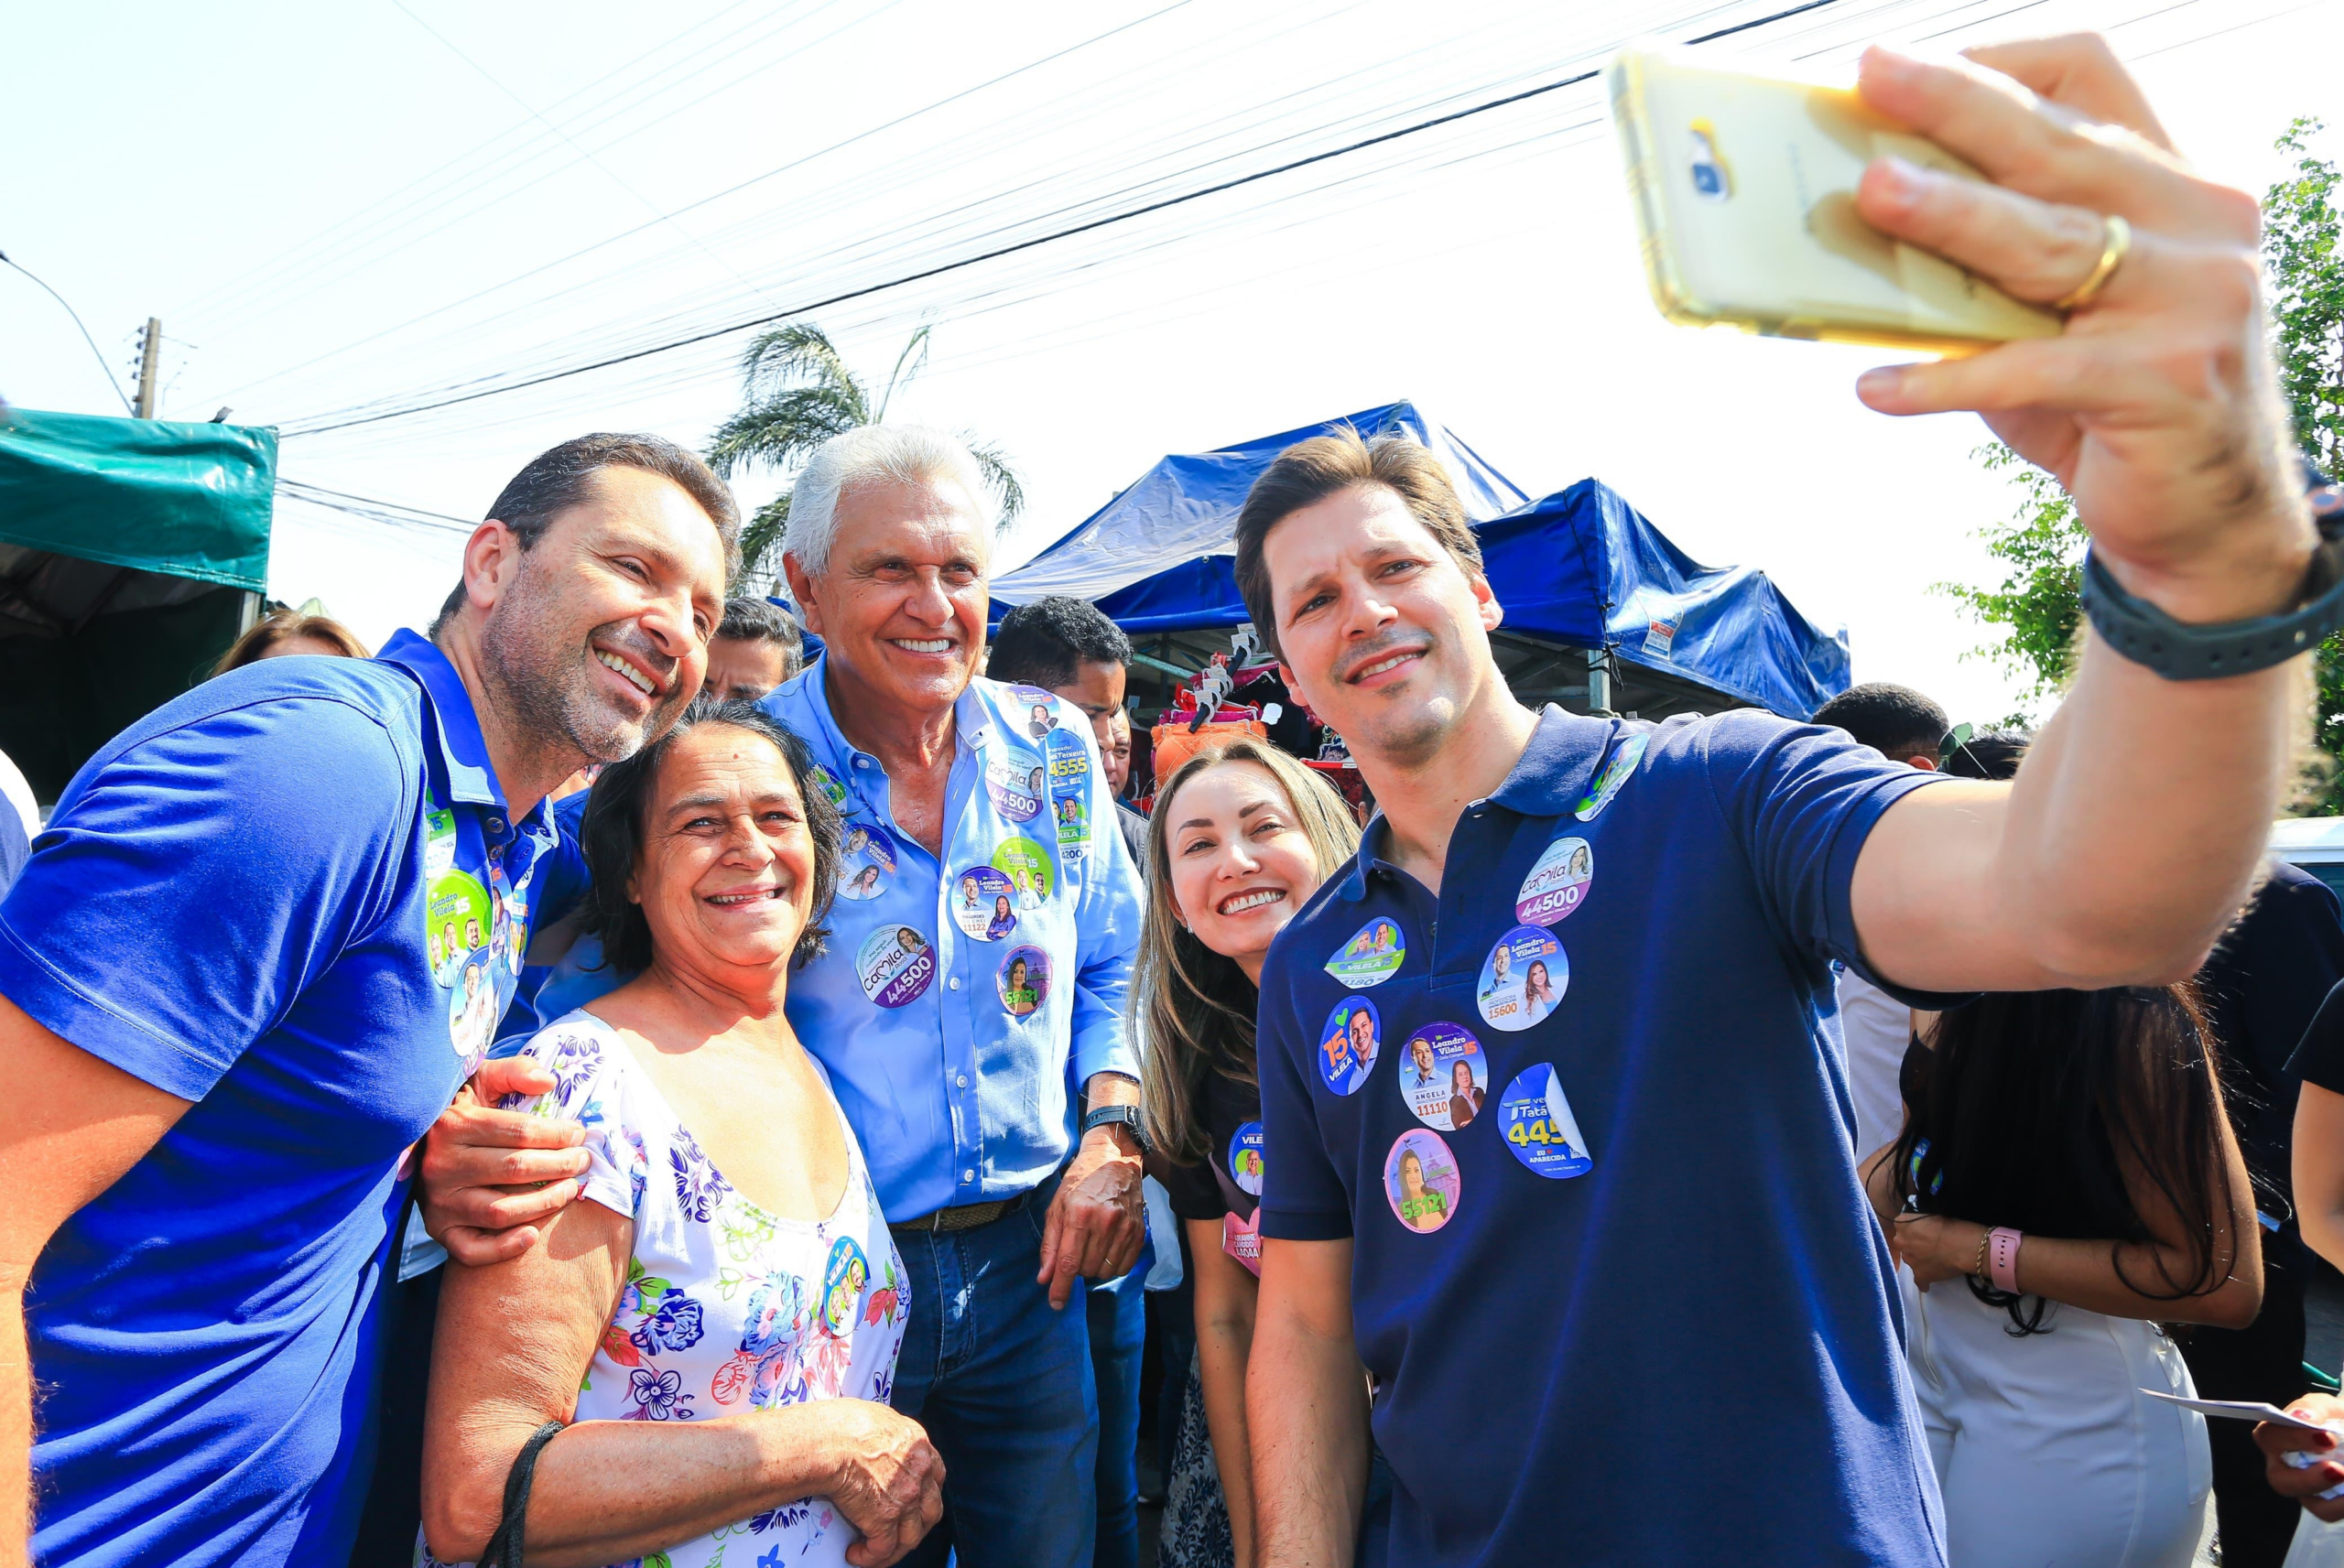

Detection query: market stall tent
(0, 407), (276, 802)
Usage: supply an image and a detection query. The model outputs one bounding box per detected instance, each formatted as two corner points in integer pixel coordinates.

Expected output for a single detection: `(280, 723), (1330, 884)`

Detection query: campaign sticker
(950, 866), (1018, 940)
(838, 825), (897, 903)
(1497, 1063), (1593, 1179)
(1046, 728), (1091, 862)
(984, 751), (1046, 822)
(447, 949), (498, 1067)
(1012, 687), (1063, 742)
(427, 869), (492, 987)
(820, 1235), (870, 1336)
(1324, 917), (1405, 989)
(1228, 1120), (1265, 1197)
(1317, 996), (1382, 1096)
(1476, 925), (1567, 1033)
(856, 925), (936, 1009)
(809, 764), (850, 810)
(998, 945), (1051, 1019)
(1573, 731), (1649, 821)
(1397, 1022), (1491, 1132)
(1384, 1129), (1460, 1234)
(1515, 836), (1593, 926)
(423, 804), (458, 881)
(993, 837), (1054, 906)
(1222, 1208), (1262, 1276)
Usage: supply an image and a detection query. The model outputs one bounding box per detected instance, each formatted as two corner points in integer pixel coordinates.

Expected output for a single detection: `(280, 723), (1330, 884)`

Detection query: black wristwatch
(1081, 1103), (1149, 1154)
(2079, 470), (2344, 681)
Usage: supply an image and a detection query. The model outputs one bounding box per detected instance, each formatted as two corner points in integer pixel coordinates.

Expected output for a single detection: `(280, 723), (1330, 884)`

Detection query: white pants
(1900, 1264), (2211, 1568)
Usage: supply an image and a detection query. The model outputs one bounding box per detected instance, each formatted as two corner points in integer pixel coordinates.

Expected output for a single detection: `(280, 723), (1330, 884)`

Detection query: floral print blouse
(418, 1010), (909, 1568)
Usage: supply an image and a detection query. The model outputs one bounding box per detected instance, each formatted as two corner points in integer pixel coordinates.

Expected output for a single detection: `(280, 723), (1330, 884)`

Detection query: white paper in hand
(2138, 1390), (2337, 1434)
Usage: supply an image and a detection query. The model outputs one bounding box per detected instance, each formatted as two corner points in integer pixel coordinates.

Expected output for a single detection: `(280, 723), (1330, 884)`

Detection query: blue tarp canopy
(991, 401), (1848, 719)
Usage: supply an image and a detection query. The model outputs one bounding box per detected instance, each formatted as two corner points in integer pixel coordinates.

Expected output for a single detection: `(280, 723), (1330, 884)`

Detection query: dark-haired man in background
(992, 595), (1148, 865)
(704, 593), (804, 701)
(0, 434), (733, 1567)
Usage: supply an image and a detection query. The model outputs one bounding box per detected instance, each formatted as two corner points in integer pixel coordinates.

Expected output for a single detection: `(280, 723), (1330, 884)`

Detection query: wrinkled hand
(1889, 1213), (1986, 1292)
(418, 1054), (588, 1266)
(1851, 37), (2316, 624)
(2255, 1393), (2344, 1522)
(807, 1399), (947, 1568)
(1036, 1129), (1145, 1309)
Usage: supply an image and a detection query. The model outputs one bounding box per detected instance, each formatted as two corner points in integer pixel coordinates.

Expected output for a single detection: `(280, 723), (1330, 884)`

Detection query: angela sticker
(1573, 731), (1649, 821)
(856, 925), (936, 1009)
(998, 945), (1051, 1019)
(1515, 836), (1592, 925)
(1317, 996), (1381, 1096)
(1384, 1129), (1460, 1234)
(1228, 1120), (1265, 1197)
(838, 825), (897, 903)
(1324, 917), (1405, 989)
(1497, 1063), (1593, 1179)
(951, 866), (1018, 940)
(985, 751), (1046, 823)
(1398, 1022), (1490, 1131)
(1476, 925), (1567, 1033)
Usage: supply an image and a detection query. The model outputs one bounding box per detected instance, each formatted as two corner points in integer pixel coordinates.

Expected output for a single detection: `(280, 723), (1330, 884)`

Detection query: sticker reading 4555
(1515, 836), (1592, 925)
(1498, 1064), (1592, 1179)
(1045, 729), (1091, 862)
(1325, 917), (1404, 989)
(1573, 731), (1648, 821)
(1318, 997), (1381, 1096)
(856, 925), (935, 1009)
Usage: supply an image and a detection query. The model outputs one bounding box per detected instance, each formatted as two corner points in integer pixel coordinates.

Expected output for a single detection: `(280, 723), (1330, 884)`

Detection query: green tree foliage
(1943, 118), (2344, 807)
(705, 323), (1026, 589)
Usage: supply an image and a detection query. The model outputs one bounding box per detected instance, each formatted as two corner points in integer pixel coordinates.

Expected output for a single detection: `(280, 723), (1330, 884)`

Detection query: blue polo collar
(789, 654), (995, 773)
(1334, 704), (1618, 903)
(375, 629), (509, 810)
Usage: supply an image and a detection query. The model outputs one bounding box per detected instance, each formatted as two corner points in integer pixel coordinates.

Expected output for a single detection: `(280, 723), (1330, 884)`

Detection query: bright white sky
(6, 0), (2340, 726)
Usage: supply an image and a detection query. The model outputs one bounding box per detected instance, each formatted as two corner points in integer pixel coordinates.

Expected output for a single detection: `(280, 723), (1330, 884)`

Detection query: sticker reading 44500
(856, 925), (935, 1009)
(1515, 836), (1592, 926)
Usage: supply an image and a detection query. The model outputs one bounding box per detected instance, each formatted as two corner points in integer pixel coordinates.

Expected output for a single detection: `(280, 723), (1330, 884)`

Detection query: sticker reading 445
(1498, 1063), (1592, 1179)
(856, 925), (935, 1009)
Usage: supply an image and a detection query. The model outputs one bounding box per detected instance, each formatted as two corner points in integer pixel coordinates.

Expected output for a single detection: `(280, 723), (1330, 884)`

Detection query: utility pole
(134, 317), (161, 418)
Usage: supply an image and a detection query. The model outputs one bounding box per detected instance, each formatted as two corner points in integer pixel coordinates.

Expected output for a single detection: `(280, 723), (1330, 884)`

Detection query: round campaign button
(998, 944), (1052, 1019)
(809, 763), (851, 811)
(993, 837), (1054, 907)
(1497, 1063), (1593, 1179)
(838, 825), (897, 903)
(1228, 1120), (1265, 1197)
(1324, 916), (1405, 989)
(1316, 996), (1382, 1096)
(1573, 731), (1649, 822)
(427, 868), (493, 987)
(1045, 728), (1091, 862)
(488, 861), (526, 979)
(1397, 1022), (1491, 1132)
(447, 949), (498, 1067)
(1222, 1209), (1262, 1276)
(856, 925), (936, 1009)
(820, 1235), (871, 1336)
(1515, 835), (1593, 926)
(1384, 1129), (1460, 1234)
(950, 866), (1018, 940)
(985, 750), (1046, 822)
(1010, 686), (1063, 742)
(1476, 926), (1567, 1033)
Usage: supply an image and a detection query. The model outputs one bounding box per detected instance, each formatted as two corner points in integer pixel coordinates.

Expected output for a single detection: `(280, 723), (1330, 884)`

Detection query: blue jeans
(890, 1179), (1098, 1568)
(1085, 1240), (1149, 1568)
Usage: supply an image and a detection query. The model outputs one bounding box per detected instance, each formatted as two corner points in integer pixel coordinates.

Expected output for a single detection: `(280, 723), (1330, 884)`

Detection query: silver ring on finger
(2053, 212), (2132, 312)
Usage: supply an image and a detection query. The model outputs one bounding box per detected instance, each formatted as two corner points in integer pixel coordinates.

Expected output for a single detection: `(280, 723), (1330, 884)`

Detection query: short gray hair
(783, 425), (994, 575)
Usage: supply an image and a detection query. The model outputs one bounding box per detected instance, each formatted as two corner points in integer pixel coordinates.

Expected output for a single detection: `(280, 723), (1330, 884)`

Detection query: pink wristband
(1987, 1227), (2023, 1293)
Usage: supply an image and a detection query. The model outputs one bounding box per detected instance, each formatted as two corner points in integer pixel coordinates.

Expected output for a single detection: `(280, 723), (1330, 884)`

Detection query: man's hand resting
(418, 1054), (589, 1265)
(1036, 1127), (1145, 1310)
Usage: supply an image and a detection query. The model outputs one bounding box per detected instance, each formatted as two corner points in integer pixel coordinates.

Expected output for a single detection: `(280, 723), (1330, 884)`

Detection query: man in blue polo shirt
(1233, 40), (2327, 1567)
(0, 433), (732, 1566)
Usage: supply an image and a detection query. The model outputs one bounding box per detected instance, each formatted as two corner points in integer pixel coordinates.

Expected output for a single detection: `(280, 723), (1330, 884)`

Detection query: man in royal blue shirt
(0, 433), (732, 1566)
(1235, 41), (2324, 1568)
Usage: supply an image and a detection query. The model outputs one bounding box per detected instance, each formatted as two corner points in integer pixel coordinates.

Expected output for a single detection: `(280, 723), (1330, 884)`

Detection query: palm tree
(706, 322), (1026, 589)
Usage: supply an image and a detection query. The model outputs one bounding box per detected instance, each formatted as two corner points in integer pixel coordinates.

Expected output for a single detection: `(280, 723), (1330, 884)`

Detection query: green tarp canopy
(0, 407), (277, 802)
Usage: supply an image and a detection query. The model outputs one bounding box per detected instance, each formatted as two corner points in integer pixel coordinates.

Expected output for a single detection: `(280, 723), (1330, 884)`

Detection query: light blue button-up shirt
(760, 657), (1142, 1219)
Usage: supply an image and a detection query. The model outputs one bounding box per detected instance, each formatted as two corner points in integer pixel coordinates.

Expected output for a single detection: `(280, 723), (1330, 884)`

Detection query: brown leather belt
(890, 1189), (1030, 1234)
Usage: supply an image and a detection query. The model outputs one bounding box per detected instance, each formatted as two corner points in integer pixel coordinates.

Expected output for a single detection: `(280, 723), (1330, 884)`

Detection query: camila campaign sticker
(950, 866), (1018, 940)
(1045, 728), (1091, 862)
(1398, 1022), (1491, 1132)
(1573, 731), (1649, 821)
(1515, 836), (1593, 925)
(1222, 1208), (1262, 1276)
(1324, 916), (1405, 989)
(998, 945), (1051, 1019)
(838, 825), (897, 903)
(856, 925), (936, 1009)
(1384, 1129), (1460, 1234)
(1497, 1063), (1593, 1179)
(1011, 686), (1063, 742)
(985, 751), (1046, 822)
(427, 869), (492, 987)
(1476, 926), (1567, 1033)
(993, 837), (1053, 906)
(1228, 1120), (1265, 1197)
(820, 1235), (871, 1336)
(809, 764), (850, 810)
(1317, 996), (1382, 1096)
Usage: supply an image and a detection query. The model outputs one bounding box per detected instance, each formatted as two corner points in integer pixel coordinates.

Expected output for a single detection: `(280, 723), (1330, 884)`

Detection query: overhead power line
(1, 250), (135, 415)
(283, 0), (1847, 438)
(274, 478), (476, 534)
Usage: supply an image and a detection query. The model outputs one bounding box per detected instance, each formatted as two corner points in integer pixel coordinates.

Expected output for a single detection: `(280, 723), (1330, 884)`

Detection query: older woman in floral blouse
(418, 699), (942, 1568)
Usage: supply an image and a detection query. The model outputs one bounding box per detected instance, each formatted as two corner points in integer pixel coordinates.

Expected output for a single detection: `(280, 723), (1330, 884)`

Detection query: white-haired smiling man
(428, 425), (1148, 1568)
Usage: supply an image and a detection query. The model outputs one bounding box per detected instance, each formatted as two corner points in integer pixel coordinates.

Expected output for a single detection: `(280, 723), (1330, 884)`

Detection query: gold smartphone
(1607, 46), (2059, 353)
